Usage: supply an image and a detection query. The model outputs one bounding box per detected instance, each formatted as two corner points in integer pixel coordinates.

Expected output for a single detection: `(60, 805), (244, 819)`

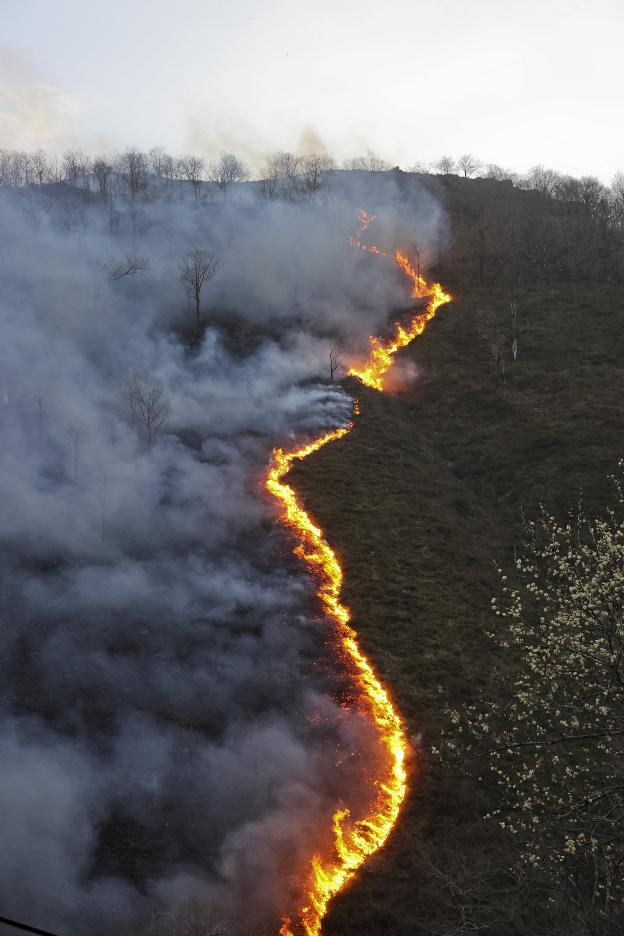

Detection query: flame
(266, 214), (452, 936)
(348, 209), (388, 255)
(347, 256), (452, 391)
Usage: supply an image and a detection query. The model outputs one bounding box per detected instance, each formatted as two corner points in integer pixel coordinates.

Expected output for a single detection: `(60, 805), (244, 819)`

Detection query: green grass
(290, 283), (624, 935)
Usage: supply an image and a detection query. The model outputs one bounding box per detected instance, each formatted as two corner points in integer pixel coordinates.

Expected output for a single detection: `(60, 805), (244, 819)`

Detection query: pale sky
(1, 0), (623, 180)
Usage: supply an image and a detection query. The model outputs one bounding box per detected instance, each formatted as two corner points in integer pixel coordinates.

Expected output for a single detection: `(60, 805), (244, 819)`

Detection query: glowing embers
(266, 427), (407, 936)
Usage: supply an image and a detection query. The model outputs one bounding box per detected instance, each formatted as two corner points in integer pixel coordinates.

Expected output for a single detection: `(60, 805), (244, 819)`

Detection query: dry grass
(290, 283), (624, 935)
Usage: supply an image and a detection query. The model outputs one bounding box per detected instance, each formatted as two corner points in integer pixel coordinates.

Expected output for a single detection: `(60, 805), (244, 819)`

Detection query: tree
(149, 147), (177, 197)
(124, 373), (171, 449)
(62, 149), (91, 188)
(436, 156), (456, 174)
(179, 248), (218, 340)
(300, 153), (335, 195)
(93, 158), (113, 198)
(329, 344), (342, 380)
(30, 149), (50, 184)
(104, 254), (149, 280)
(523, 164), (560, 197)
(208, 152), (249, 192)
(442, 474), (624, 926)
(343, 149), (390, 172)
(118, 148), (148, 200)
(457, 154), (482, 178)
(180, 155), (206, 199)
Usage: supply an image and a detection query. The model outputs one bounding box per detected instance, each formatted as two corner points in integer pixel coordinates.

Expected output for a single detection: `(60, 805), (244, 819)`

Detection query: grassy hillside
(290, 283), (624, 935)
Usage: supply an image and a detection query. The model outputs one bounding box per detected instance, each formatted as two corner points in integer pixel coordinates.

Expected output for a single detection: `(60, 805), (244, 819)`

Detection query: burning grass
(289, 283), (624, 935)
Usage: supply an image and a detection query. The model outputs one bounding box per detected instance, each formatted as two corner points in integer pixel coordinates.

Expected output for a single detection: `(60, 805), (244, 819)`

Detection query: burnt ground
(290, 283), (624, 935)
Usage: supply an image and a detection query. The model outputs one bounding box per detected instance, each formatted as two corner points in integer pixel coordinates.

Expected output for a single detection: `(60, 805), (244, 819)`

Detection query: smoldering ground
(0, 170), (446, 935)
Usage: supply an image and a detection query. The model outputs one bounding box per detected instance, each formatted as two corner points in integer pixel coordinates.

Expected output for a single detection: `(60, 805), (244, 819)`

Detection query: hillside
(291, 281), (624, 935)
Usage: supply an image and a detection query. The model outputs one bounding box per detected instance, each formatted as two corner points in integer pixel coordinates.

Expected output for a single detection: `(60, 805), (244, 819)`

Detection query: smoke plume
(0, 169), (445, 934)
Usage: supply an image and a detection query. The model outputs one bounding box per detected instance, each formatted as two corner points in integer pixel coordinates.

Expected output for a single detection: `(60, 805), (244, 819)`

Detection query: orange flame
(347, 255), (452, 391)
(266, 214), (452, 936)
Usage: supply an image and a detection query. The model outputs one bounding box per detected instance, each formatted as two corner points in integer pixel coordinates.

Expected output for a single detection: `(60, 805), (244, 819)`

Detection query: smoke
(0, 171), (445, 935)
(0, 46), (75, 150)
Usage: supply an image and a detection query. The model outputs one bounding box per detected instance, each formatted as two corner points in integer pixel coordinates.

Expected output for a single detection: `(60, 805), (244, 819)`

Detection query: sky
(1, 0), (623, 181)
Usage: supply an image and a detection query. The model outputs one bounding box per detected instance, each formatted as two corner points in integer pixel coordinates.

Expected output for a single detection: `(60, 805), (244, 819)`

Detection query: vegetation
(292, 280), (624, 935)
(442, 490), (624, 928)
(3, 142), (624, 932)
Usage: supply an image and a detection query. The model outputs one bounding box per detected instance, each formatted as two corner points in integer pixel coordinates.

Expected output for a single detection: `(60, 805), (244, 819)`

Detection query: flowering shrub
(441, 469), (624, 920)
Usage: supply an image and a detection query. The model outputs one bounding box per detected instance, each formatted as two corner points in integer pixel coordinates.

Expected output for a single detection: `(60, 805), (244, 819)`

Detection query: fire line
(265, 214), (452, 936)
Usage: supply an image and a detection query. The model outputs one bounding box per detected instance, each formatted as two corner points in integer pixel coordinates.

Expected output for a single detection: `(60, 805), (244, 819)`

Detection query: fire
(266, 428), (407, 936)
(348, 209), (387, 255)
(347, 256), (452, 391)
(265, 214), (452, 936)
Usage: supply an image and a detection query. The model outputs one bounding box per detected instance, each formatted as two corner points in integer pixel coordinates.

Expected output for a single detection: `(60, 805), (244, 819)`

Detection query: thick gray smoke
(0, 171), (446, 935)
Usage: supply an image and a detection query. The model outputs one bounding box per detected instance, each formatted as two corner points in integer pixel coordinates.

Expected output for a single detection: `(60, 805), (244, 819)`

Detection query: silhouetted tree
(457, 154), (481, 178)
(124, 373), (171, 449)
(179, 248), (218, 340)
(208, 152), (249, 192)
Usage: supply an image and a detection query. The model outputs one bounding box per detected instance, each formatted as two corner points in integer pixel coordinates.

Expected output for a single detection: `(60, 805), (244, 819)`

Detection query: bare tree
(457, 154), (481, 178)
(118, 148), (149, 200)
(179, 248), (218, 340)
(300, 153), (335, 195)
(104, 254), (149, 280)
(149, 147), (177, 197)
(522, 164), (560, 196)
(63, 149), (91, 188)
(208, 152), (249, 192)
(124, 374), (171, 449)
(329, 344), (343, 380)
(93, 158), (113, 199)
(180, 155), (206, 199)
(436, 156), (456, 174)
(30, 149), (50, 184)
(343, 149), (390, 172)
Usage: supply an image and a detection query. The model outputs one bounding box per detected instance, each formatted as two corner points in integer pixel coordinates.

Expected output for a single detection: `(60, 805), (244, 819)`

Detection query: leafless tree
(484, 163), (513, 182)
(273, 151), (301, 180)
(300, 153), (335, 194)
(436, 156), (456, 174)
(522, 164), (560, 196)
(104, 254), (149, 280)
(149, 147), (177, 197)
(180, 155), (206, 199)
(343, 149), (390, 172)
(260, 151), (301, 199)
(30, 149), (50, 184)
(63, 149), (91, 188)
(208, 152), (249, 192)
(329, 344), (343, 380)
(118, 148), (149, 200)
(124, 373), (172, 449)
(457, 154), (482, 178)
(93, 158), (113, 198)
(179, 248), (218, 340)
